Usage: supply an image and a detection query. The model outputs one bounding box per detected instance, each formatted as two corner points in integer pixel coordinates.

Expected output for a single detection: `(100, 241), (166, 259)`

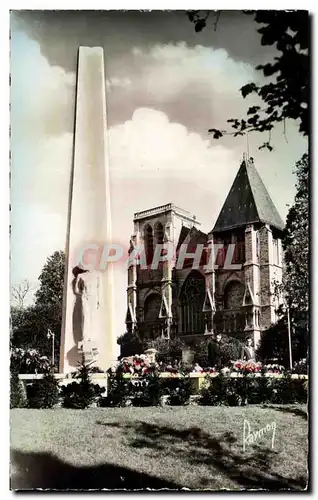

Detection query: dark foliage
(149, 336), (185, 366)
(188, 10), (309, 149)
(132, 369), (163, 407)
(199, 372), (307, 406)
(192, 338), (210, 367)
(10, 251), (65, 369)
(259, 154), (309, 366)
(270, 372), (307, 405)
(257, 318), (292, 365)
(166, 368), (193, 406)
(26, 372), (60, 409)
(35, 251), (65, 307)
(10, 348), (50, 375)
(61, 357), (105, 409)
(10, 373), (27, 409)
(199, 373), (231, 406)
(218, 336), (244, 366)
(283, 153), (309, 348)
(117, 331), (146, 358)
(98, 370), (131, 407)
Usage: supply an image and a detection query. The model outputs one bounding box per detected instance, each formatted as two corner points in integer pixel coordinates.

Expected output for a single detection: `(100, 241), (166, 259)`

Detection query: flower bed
(13, 354), (308, 409)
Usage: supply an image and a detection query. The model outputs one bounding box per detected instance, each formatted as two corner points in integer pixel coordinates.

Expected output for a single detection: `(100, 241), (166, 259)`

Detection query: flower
(221, 367), (230, 375)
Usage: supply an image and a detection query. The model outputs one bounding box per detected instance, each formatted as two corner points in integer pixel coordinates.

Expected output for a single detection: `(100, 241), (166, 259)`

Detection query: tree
(34, 250), (65, 366)
(11, 280), (32, 309)
(35, 251), (65, 307)
(259, 153), (309, 365)
(188, 10), (309, 150)
(257, 317), (306, 365)
(10, 251), (65, 368)
(282, 153), (309, 353)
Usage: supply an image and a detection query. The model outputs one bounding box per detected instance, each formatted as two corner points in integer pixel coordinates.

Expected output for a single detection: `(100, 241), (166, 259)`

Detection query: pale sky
(10, 10), (308, 338)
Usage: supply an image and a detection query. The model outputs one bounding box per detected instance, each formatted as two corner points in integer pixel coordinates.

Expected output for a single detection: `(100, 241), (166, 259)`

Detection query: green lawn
(10, 405), (308, 491)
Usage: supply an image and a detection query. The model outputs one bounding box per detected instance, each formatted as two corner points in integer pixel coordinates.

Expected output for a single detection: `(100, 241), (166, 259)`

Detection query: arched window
(154, 222), (164, 245)
(180, 271), (205, 335)
(144, 225), (154, 266)
(223, 281), (245, 310)
(144, 293), (162, 339)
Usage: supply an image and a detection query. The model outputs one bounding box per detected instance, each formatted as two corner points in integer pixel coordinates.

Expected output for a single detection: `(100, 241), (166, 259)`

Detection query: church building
(125, 156), (285, 348)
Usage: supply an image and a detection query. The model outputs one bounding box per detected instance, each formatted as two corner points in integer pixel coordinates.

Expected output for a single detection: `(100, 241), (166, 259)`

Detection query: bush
(167, 369), (193, 406)
(132, 369), (163, 407)
(61, 357), (105, 409)
(117, 332), (146, 358)
(270, 372), (308, 405)
(98, 370), (130, 407)
(10, 347), (50, 375)
(150, 337), (185, 366)
(219, 336), (244, 367)
(27, 372), (60, 409)
(10, 372), (27, 408)
(192, 339), (210, 368)
(199, 373), (231, 406)
(199, 372), (307, 407)
(292, 358), (308, 375)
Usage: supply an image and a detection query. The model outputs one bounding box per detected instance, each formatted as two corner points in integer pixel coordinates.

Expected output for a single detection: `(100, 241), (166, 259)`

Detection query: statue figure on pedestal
(72, 265), (99, 363)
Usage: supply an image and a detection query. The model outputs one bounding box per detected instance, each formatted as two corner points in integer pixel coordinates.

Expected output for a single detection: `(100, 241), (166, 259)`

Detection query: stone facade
(125, 158), (285, 349)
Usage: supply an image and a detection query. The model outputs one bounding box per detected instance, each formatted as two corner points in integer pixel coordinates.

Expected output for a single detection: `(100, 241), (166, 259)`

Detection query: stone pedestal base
(78, 340), (99, 365)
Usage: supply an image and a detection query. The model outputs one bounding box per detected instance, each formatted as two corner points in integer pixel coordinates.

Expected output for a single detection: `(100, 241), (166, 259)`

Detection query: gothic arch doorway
(180, 271), (205, 335)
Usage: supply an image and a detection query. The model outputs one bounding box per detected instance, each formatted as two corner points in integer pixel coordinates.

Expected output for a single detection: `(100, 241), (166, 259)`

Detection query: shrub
(199, 371), (308, 407)
(27, 372), (60, 409)
(292, 358), (308, 375)
(10, 372), (27, 408)
(270, 372), (308, 405)
(150, 337), (185, 366)
(192, 339), (210, 368)
(10, 347), (50, 375)
(167, 369), (193, 406)
(132, 368), (163, 407)
(199, 373), (231, 406)
(61, 357), (105, 409)
(99, 370), (130, 407)
(117, 332), (146, 358)
(246, 375), (273, 404)
(219, 336), (244, 367)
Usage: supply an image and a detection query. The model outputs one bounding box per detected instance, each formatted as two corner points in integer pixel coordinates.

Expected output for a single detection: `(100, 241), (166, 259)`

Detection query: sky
(10, 10), (308, 338)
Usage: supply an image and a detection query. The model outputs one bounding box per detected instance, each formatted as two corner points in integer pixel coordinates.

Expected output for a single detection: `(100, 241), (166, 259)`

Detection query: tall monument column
(59, 47), (116, 374)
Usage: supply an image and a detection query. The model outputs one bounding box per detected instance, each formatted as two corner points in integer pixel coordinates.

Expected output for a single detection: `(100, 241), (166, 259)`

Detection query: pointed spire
(243, 281), (255, 306)
(213, 157), (284, 233)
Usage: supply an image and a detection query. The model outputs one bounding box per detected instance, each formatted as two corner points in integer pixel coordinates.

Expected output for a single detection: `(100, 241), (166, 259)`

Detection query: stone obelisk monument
(59, 47), (116, 373)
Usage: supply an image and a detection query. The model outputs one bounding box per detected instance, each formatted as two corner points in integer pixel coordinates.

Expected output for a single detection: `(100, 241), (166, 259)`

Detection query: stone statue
(72, 265), (99, 361)
(241, 337), (256, 361)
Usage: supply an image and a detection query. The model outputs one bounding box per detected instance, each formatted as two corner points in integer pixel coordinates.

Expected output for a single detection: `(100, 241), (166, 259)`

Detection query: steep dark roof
(213, 158), (285, 233)
(177, 225), (207, 250)
(176, 225), (191, 250)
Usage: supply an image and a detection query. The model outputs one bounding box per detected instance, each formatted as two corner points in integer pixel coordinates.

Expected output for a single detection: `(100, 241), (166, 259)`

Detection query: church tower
(124, 156), (285, 352)
(212, 155), (284, 348)
(126, 203), (201, 341)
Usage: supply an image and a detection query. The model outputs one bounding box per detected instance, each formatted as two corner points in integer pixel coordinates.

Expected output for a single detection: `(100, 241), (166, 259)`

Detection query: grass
(10, 404), (308, 491)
